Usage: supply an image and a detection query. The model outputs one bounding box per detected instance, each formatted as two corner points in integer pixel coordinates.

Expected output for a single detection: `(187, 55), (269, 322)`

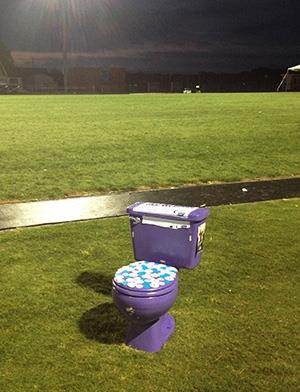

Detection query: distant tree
(0, 40), (15, 75)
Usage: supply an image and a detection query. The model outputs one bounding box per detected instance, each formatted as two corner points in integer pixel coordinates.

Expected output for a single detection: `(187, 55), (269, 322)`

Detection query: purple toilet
(112, 202), (210, 352)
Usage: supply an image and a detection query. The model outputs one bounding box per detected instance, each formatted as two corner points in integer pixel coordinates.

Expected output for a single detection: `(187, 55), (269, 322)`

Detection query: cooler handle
(141, 216), (190, 229)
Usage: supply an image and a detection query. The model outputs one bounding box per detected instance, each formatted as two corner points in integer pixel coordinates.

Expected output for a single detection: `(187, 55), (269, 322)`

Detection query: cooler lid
(113, 261), (178, 291)
(127, 202), (210, 222)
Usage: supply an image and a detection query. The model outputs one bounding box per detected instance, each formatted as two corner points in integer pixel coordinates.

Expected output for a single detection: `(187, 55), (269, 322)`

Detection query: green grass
(0, 199), (299, 391)
(0, 93), (299, 202)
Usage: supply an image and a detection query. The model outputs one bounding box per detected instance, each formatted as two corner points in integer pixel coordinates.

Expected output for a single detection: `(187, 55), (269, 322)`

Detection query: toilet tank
(127, 202), (210, 269)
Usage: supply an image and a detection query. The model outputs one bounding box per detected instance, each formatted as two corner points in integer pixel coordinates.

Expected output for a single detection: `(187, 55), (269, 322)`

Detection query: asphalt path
(0, 177), (299, 230)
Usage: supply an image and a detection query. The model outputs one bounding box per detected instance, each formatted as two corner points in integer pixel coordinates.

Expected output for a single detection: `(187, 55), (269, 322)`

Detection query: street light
(23, 0), (70, 92)
(61, 1), (69, 92)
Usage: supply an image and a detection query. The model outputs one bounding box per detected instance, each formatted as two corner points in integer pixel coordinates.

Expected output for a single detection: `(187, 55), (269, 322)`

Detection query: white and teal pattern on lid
(114, 261), (178, 289)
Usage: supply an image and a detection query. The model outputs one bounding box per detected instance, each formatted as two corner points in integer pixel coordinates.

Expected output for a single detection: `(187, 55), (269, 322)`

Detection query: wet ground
(0, 177), (299, 230)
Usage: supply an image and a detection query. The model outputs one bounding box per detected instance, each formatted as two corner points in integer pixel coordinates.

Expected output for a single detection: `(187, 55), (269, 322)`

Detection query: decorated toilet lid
(114, 261), (178, 290)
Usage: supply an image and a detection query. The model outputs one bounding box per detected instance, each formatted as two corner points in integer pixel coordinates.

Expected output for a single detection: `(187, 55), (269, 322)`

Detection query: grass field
(0, 199), (299, 392)
(0, 93), (299, 202)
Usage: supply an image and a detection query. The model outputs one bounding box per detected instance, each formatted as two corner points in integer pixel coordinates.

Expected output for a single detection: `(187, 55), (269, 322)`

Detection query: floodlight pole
(62, 2), (68, 92)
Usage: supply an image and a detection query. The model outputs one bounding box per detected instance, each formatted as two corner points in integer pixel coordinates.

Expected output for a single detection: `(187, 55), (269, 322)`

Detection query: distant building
(68, 66), (128, 93)
(107, 67), (128, 93)
(99, 67), (128, 93)
(18, 68), (58, 92)
(68, 67), (101, 92)
(14, 66), (128, 93)
(128, 73), (173, 93)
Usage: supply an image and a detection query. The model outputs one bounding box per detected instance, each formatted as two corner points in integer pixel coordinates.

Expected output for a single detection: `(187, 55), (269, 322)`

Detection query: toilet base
(126, 313), (175, 353)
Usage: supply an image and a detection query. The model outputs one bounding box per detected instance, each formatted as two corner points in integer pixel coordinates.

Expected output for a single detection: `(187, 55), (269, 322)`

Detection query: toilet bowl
(112, 261), (178, 352)
(112, 202), (210, 352)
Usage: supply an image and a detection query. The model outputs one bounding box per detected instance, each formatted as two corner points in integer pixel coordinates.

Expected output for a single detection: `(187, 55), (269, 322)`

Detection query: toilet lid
(114, 261), (178, 290)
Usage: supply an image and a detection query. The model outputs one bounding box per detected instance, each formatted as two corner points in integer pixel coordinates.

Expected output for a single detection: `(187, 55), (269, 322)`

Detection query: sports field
(0, 93), (299, 391)
(0, 93), (299, 202)
(0, 199), (299, 392)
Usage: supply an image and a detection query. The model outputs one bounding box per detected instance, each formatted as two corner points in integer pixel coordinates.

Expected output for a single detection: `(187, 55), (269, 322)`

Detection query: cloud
(1, 0), (300, 72)
(11, 41), (213, 69)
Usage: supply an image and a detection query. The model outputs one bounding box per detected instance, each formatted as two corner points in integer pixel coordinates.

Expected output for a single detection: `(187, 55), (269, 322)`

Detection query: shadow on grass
(79, 302), (128, 344)
(76, 271), (112, 296)
(77, 271), (127, 344)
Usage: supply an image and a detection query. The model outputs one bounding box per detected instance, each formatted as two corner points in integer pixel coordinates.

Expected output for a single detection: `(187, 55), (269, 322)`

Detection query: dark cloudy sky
(0, 0), (299, 73)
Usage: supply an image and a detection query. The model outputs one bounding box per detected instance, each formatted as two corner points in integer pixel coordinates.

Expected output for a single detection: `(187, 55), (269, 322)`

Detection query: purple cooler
(127, 202), (210, 269)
